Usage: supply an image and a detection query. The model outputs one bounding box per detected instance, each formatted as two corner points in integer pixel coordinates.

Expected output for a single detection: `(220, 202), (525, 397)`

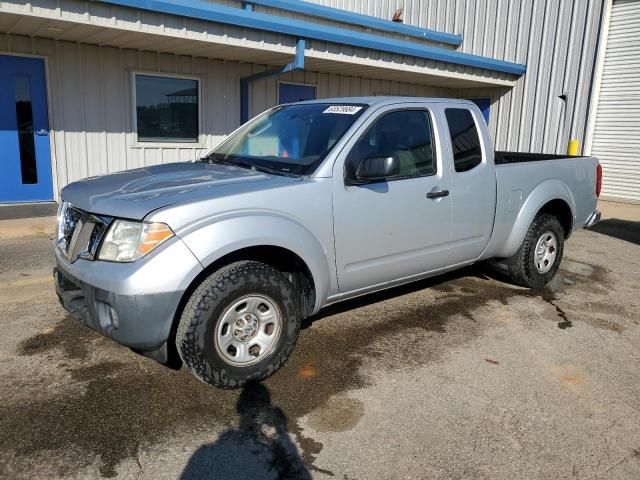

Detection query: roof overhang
(242, 0), (463, 46)
(0, 0), (523, 89)
(101, 0), (525, 76)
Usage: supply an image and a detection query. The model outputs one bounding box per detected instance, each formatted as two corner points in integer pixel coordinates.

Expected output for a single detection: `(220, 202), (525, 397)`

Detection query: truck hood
(61, 162), (299, 220)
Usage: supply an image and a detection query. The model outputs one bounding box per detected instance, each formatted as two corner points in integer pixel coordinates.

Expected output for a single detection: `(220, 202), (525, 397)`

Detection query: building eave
(96, 0), (526, 76)
(243, 0), (463, 47)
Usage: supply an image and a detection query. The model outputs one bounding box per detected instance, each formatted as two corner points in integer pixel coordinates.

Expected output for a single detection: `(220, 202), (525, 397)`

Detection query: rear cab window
(444, 108), (483, 172)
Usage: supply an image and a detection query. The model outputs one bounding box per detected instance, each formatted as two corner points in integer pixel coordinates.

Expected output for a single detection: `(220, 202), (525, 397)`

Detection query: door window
(445, 108), (483, 172)
(347, 110), (436, 181)
(14, 77), (37, 184)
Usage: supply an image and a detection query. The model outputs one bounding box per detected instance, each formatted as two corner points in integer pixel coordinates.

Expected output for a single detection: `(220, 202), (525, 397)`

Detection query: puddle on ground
(532, 258), (616, 329)
(3, 259), (613, 477)
(18, 320), (90, 360)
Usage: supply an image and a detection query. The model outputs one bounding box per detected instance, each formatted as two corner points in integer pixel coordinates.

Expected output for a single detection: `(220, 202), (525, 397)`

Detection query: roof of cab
(293, 96), (477, 107)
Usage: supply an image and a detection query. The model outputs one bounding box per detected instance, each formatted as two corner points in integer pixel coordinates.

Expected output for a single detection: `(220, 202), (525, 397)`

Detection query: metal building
(0, 0), (631, 205)
(587, 0), (640, 203)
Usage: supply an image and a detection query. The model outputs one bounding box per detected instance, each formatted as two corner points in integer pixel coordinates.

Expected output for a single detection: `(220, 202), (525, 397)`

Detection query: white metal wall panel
(0, 0), (607, 196)
(0, 34), (456, 193)
(0, 34), (252, 190)
(3, 0), (605, 155)
(312, 0), (605, 155)
(591, 0), (640, 202)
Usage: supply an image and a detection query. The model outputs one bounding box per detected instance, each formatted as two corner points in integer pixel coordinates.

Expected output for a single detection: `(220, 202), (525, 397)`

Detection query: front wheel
(508, 213), (565, 289)
(176, 261), (301, 389)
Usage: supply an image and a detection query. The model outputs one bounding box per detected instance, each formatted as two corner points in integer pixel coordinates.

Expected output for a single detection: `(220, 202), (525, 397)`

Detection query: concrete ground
(0, 201), (639, 479)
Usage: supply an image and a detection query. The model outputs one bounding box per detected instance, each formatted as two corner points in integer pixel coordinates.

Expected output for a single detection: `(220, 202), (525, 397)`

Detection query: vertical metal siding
(0, 34), (248, 190)
(312, 0), (605, 154)
(591, 0), (640, 202)
(0, 0), (606, 194)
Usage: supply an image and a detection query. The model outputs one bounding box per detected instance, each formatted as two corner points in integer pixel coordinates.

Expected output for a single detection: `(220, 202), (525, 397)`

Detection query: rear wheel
(176, 261), (301, 389)
(508, 213), (564, 289)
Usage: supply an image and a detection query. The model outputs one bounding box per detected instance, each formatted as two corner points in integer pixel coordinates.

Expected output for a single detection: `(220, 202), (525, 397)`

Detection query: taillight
(596, 163), (602, 198)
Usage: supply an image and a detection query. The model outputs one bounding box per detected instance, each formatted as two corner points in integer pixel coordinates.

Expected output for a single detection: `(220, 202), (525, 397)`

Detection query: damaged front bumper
(54, 236), (203, 363)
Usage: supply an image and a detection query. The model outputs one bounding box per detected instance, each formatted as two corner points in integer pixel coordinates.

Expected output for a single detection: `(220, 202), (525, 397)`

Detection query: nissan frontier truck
(55, 97), (602, 388)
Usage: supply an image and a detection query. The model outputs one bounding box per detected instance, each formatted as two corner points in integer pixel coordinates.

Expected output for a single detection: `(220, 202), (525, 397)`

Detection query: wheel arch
(166, 242), (321, 368)
(497, 179), (576, 259)
(538, 198), (573, 238)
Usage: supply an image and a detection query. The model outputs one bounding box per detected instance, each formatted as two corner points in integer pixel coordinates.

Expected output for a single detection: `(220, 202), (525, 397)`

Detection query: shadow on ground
(181, 381), (310, 480)
(590, 218), (640, 245)
(304, 265), (490, 328)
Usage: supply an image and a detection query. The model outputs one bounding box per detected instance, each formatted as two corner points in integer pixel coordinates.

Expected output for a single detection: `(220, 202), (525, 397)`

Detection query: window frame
(444, 106), (485, 174)
(130, 71), (204, 148)
(344, 107), (439, 185)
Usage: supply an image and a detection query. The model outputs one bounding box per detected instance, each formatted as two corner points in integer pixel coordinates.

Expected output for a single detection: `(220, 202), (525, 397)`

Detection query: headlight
(56, 202), (66, 242)
(98, 220), (174, 262)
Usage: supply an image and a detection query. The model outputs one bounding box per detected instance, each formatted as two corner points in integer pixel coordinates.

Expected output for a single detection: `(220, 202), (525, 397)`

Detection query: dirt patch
(307, 396), (365, 433)
(547, 365), (587, 395)
(583, 317), (625, 334)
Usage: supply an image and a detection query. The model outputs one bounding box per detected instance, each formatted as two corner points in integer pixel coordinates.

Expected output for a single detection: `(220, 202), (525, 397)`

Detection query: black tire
(176, 260), (301, 389)
(508, 213), (565, 289)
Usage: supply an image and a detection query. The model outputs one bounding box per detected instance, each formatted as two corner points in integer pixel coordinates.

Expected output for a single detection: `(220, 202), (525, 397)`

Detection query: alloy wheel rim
(214, 294), (282, 367)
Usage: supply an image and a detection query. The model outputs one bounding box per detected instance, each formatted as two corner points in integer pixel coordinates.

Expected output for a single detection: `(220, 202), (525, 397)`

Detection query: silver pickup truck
(55, 97), (602, 389)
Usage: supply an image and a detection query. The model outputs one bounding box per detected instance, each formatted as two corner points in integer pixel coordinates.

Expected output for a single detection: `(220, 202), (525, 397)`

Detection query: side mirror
(352, 155), (400, 183)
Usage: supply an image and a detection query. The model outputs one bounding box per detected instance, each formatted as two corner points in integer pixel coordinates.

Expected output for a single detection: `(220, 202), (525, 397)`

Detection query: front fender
(497, 179), (576, 258)
(179, 212), (331, 313)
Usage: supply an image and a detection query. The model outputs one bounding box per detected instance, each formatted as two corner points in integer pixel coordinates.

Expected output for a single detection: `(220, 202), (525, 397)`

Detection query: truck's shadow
(304, 265), (493, 329)
(180, 381), (311, 480)
(590, 218), (640, 245)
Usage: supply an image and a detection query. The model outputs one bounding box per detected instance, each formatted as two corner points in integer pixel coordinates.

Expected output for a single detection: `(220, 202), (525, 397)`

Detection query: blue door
(278, 83), (316, 104)
(469, 98), (490, 123)
(0, 55), (53, 203)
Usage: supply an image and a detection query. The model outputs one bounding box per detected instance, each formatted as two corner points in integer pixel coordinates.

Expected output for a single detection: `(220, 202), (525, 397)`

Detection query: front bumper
(54, 236), (203, 358)
(585, 210), (601, 228)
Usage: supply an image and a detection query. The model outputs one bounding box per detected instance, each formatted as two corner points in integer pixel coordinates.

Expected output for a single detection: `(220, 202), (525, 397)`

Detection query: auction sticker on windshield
(323, 105), (363, 115)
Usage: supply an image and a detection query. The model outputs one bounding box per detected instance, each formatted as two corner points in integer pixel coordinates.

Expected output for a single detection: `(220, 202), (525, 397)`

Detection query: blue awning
(98, 0), (526, 76)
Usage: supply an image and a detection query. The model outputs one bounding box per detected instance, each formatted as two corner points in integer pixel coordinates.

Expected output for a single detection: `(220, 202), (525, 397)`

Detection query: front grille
(57, 202), (112, 263)
(58, 203), (82, 256)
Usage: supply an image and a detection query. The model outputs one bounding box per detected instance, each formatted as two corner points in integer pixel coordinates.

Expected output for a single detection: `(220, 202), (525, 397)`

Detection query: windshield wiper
(248, 163), (300, 178)
(203, 153), (299, 178)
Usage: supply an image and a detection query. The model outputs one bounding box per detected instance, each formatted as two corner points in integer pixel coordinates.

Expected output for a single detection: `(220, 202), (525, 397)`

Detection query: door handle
(426, 189), (450, 199)
(36, 129), (48, 136)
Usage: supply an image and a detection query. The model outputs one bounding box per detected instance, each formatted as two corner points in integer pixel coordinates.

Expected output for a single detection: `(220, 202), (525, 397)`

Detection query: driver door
(332, 106), (452, 294)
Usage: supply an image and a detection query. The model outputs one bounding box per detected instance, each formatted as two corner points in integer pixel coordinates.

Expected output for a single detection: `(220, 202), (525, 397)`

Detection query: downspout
(240, 38), (306, 124)
(583, 0), (610, 156)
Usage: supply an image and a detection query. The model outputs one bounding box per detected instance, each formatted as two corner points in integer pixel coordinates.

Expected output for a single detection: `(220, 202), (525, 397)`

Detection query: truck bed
(482, 153), (599, 260)
(495, 151), (586, 165)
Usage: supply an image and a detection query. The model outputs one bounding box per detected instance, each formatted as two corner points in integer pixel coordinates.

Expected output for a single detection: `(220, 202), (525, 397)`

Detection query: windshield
(203, 103), (367, 175)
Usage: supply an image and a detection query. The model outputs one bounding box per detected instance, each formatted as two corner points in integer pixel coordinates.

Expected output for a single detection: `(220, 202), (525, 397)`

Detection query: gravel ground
(0, 211), (639, 479)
